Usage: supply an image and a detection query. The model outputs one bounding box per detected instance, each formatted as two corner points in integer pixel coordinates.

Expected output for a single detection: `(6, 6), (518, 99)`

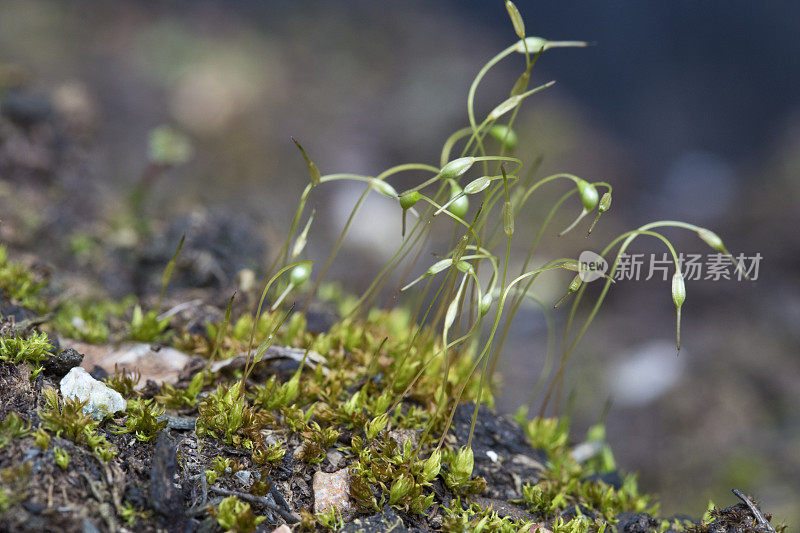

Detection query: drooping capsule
(479, 293), (493, 316)
(447, 185), (469, 219)
(554, 274), (583, 309)
(440, 157), (475, 180)
(559, 180), (600, 236)
(577, 180), (599, 211)
(588, 192), (612, 234)
(463, 176), (492, 195)
(488, 125), (518, 150)
(696, 228), (725, 252)
(510, 70), (530, 97)
(599, 192), (612, 213)
(370, 179), (397, 198)
(671, 271), (686, 352)
(399, 191), (422, 236)
(488, 95), (522, 121)
(489, 81), (556, 121)
(502, 201), (514, 237)
(290, 263), (312, 286)
(399, 191), (422, 211)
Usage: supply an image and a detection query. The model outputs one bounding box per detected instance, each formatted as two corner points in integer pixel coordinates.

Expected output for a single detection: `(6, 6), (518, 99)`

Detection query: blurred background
(0, 0), (798, 524)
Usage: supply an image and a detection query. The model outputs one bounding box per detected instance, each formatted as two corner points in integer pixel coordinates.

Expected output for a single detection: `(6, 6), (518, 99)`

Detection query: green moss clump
(196, 382), (269, 447)
(52, 297), (134, 344)
(0, 463), (31, 514)
(38, 388), (116, 461)
(0, 412), (31, 450)
(518, 416), (656, 526)
(0, 246), (48, 313)
(441, 497), (533, 532)
(212, 496), (265, 533)
(128, 304), (171, 342)
(0, 330), (53, 377)
(111, 398), (166, 442)
(156, 371), (204, 409)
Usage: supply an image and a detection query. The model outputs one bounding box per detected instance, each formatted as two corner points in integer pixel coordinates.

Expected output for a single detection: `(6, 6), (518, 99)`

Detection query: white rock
(60, 367), (127, 419)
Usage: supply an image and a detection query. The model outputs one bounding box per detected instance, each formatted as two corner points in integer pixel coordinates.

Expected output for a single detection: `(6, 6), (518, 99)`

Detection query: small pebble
(234, 470), (252, 486)
(313, 468), (351, 515)
(43, 348), (83, 377)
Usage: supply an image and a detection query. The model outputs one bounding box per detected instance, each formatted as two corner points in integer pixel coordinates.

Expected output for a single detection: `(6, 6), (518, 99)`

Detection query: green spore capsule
(290, 263), (312, 286)
(447, 186), (469, 219)
(371, 179), (397, 198)
(488, 95), (522, 121)
(598, 192), (612, 213)
(554, 274), (583, 309)
(440, 157), (475, 180)
(672, 271), (686, 351)
(697, 228), (725, 252)
(479, 293), (493, 316)
(488, 125), (519, 150)
(463, 176), (492, 195)
(588, 192), (612, 234)
(399, 191), (422, 210)
(510, 70), (530, 97)
(502, 201), (514, 237)
(577, 180), (599, 211)
(505, 0), (526, 39)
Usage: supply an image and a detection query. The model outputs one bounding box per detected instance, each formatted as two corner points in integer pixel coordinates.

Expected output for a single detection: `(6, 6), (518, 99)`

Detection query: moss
(110, 398), (166, 442)
(0, 245), (48, 313)
(441, 498), (533, 532)
(127, 304), (171, 342)
(0, 330), (53, 377)
(53, 446), (70, 469)
(212, 496), (265, 533)
(104, 366), (141, 397)
(517, 417), (655, 523)
(155, 370), (204, 409)
(0, 463), (31, 514)
(52, 297), (134, 344)
(38, 387), (116, 461)
(120, 502), (152, 527)
(0, 412), (30, 450)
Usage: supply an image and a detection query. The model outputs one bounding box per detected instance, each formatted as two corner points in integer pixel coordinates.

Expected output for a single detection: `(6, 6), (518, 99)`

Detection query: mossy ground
(0, 255), (784, 531)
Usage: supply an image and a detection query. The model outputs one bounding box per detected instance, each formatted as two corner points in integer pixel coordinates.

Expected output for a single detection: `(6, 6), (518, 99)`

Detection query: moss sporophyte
(2, 2), (769, 531)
